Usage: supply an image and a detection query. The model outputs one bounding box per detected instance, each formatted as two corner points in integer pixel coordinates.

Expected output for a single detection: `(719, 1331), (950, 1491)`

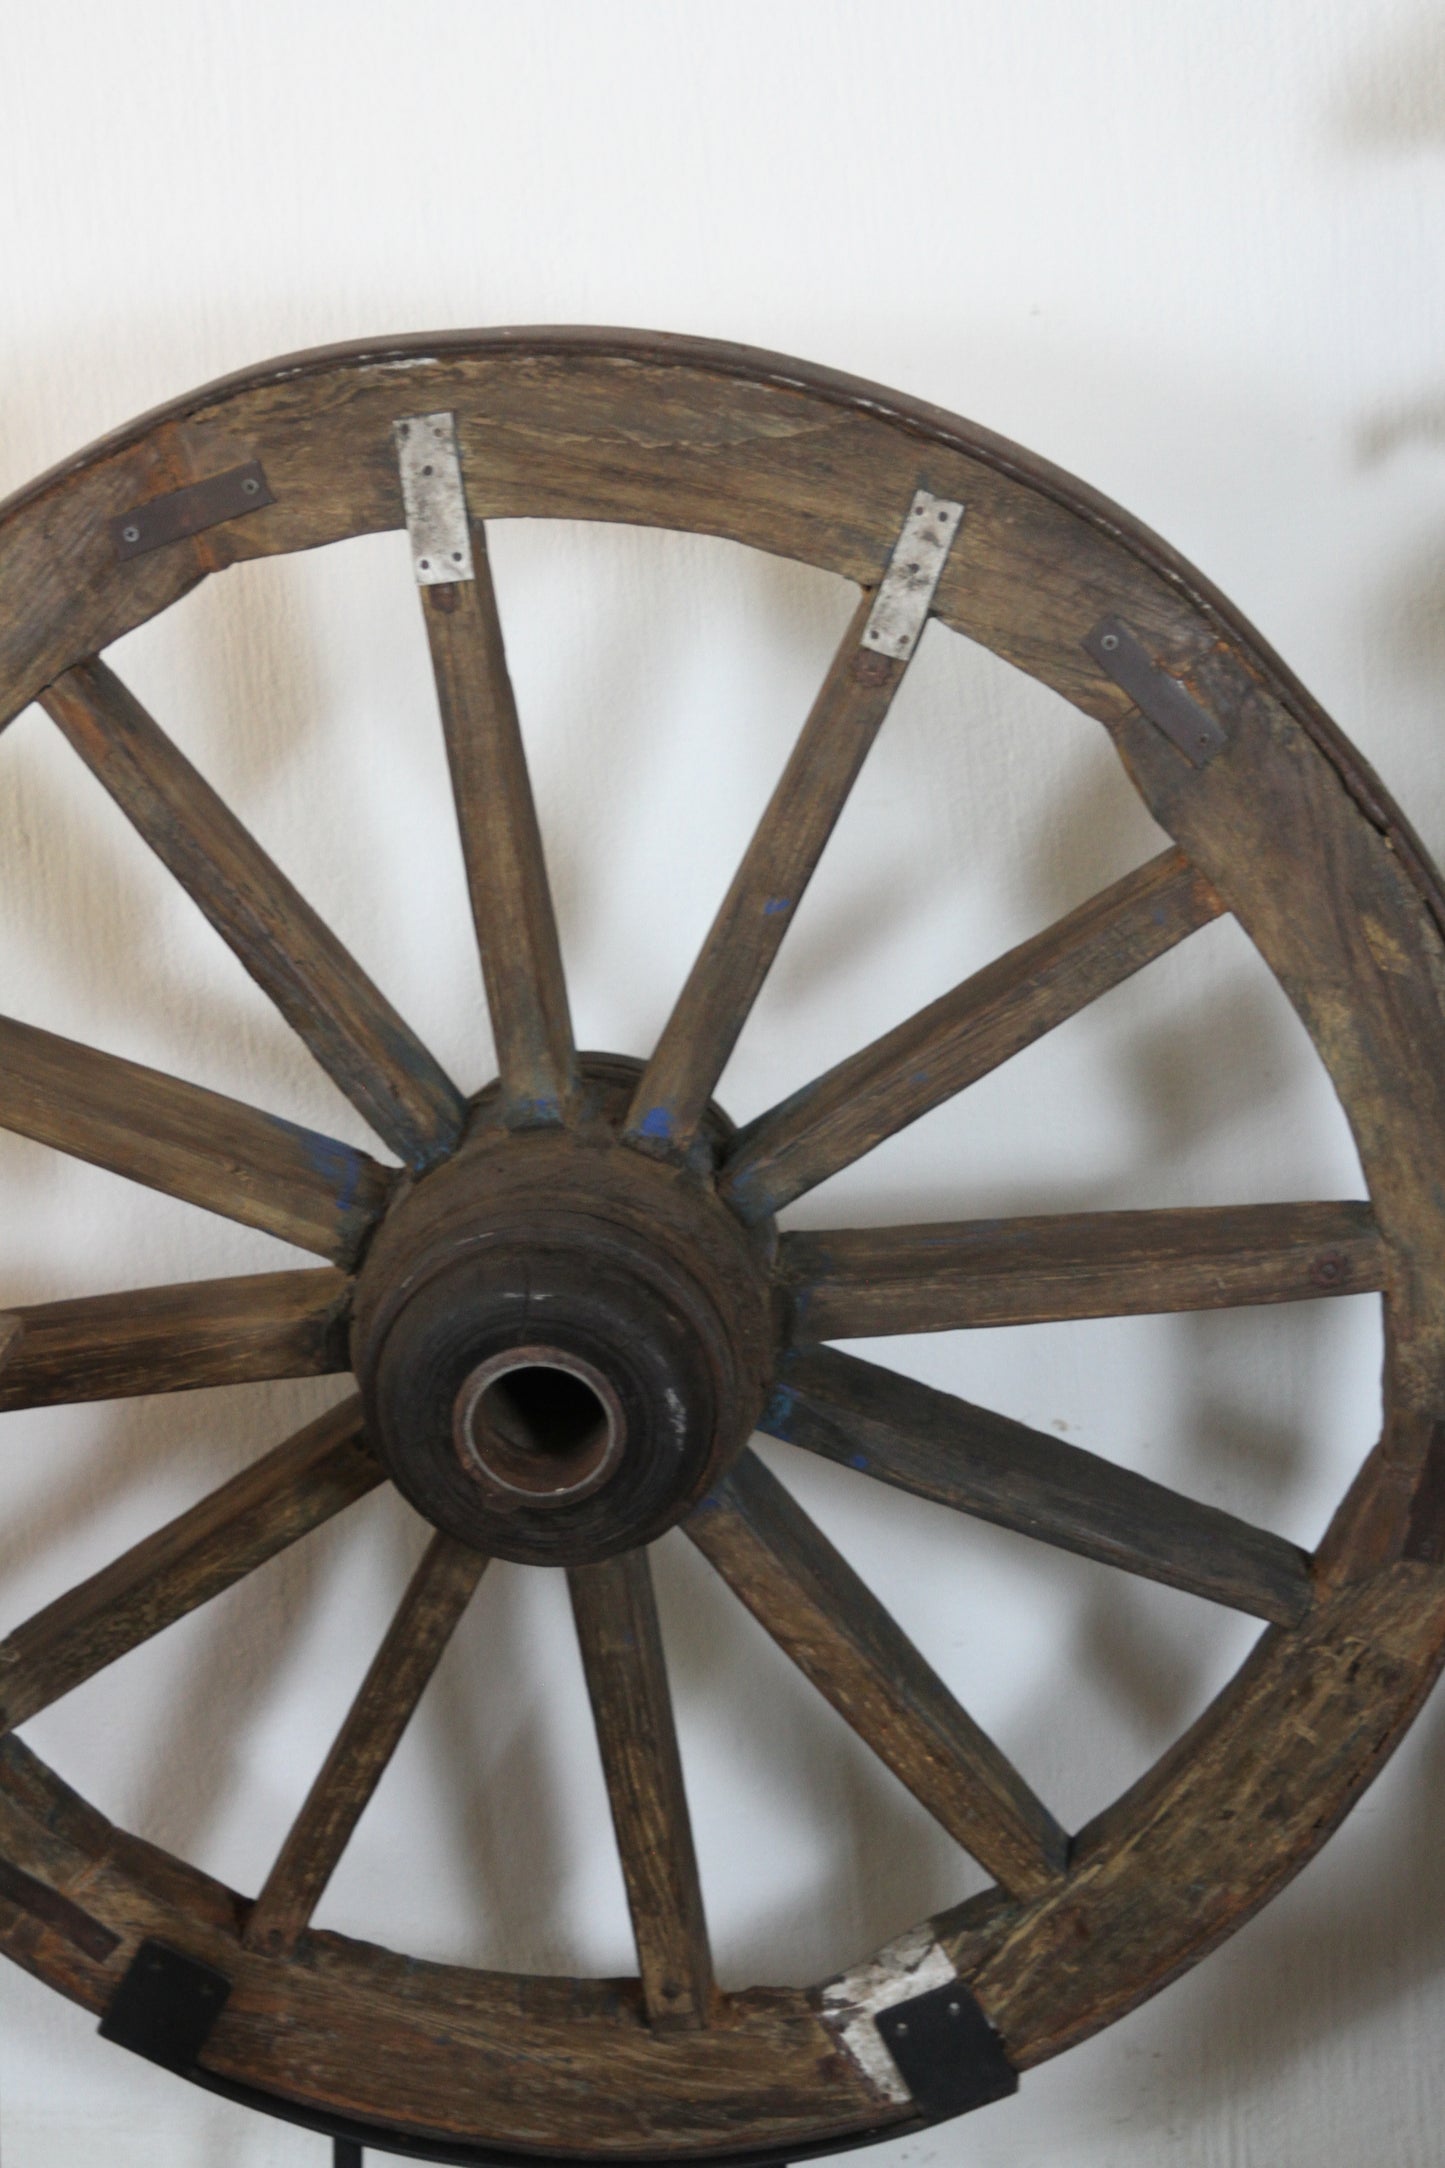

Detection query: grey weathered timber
(414, 499), (576, 1124)
(779, 1202), (1387, 1339)
(0, 1013), (392, 1263)
(568, 1549), (715, 2028)
(0, 1270), (350, 1409)
(721, 848), (1222, 1221)
(0, 1401), (381, 1733)
(41, 660), (464, 1168)
(246, 1532), (488, 1956)
(763, 1346), (1312, 1625)
(686, 1449), (1068, 1896)
(624, 591), (908, 1159)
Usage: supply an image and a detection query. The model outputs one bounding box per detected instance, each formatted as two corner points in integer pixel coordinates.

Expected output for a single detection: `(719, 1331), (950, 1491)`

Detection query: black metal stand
(334, 2142), (365, 2167)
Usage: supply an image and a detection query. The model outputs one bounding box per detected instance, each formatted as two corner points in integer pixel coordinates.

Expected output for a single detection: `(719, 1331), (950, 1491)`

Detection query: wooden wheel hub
(351, 1065), (775, 1564)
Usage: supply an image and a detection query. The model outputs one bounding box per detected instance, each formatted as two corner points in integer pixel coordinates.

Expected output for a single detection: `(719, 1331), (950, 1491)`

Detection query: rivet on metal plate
(872, 1977), (1017, 2121)
(1084, 614), (1228, 768)
(860, 489), (965, 661)
(393, 412), (475, 586)
(109, 460), (275, 561)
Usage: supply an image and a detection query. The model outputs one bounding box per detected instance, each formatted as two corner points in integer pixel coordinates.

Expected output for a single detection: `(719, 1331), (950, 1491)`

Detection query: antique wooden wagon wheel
(1, 328), (1444, 2164)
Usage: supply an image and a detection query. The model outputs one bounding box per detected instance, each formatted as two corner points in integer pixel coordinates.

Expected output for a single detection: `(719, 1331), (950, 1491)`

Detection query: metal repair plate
(861, 489), (965, 661)
(110, 460), (274, 560)
(872, 1977), (1017, 2122)
(99, 1937), (231, 2074)
(394, 411), (476, 585)
(1084, 613), (1228, 767)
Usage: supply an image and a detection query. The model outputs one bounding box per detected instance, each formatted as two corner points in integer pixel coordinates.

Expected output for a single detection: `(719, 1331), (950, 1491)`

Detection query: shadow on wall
(1102, 18), (1445, 2142)
(1333, 10), (1445, 703)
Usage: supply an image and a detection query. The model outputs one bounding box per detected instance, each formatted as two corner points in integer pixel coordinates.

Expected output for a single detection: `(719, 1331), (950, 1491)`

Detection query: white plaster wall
(0, 2), (1443, 2161)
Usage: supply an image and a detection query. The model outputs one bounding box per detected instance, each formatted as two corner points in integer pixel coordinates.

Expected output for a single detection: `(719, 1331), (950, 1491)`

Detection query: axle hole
(455, 1348), (624, 1505)
(486, 1365), (606, 1461)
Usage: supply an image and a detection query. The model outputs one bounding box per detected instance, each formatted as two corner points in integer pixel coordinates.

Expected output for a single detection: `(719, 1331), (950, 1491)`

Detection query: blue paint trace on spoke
(850, 1453), (869, 1472)
(762, 897), (793, 916)
(509, 1095), (563, 1127)
(637, 1105), (675, 1141)
(291, 1125), (367, 1215)
(762, 1385), (796, 1437)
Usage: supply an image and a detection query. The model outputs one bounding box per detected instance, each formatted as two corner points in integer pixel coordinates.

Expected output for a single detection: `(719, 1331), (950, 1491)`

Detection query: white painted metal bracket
(393, 412), (475, 586)
(819, 1927), (959, 2103)
(860, 489), (965, 662)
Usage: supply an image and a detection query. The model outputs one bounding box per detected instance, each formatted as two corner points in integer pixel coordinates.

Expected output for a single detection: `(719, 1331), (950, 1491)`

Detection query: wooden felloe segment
(624, 592), (906, 1158)
(568, 1549), (716, 2029)
(0, 1269), (351, 1410)
(419, 523), (576, 1124)
(40, 661), (464, 1170)
(765, 1347), (1312, 1625)
(779, 1201), (1387, 1340)
(0, 1014), (392, 1263)
(686, 1450), (1068, 1897)
(246, 1533), (488, 1957)
(721, 848), (1222, 1221)
(0, 1400), (381, 1733)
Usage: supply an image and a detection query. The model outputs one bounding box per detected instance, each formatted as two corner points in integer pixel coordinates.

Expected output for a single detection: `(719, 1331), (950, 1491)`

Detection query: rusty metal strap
(110, 461), (274, 560)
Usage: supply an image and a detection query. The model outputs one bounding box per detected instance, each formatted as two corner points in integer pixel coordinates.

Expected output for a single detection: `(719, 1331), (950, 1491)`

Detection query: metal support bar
(393, 413), (476, 585)
(871, 1977), (1016, 2121)
(110, 462), (274, 560)
(860, 489), (964, 661)
(98, 1938), (231, 2075)
(1084, 614), (1228, 768)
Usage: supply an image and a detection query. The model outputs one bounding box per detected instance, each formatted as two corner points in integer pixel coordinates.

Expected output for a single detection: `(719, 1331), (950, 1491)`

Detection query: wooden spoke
(685, 1449), (1067, 1897)
(720, 848), (1223, 1221)
(568, 1549), (715, 2029)
(41, 661), (465, 1170)
(764, 1346), (1312, 1626)
(0, 1269), (351, 1411)
(779, 1201), (1387, 1340)
(0, 1013), (393, 1263)
(624, 594), (908, 1159)
(0, 1398), (381, 1734)
(245, 1532), (488, 1957)
(421, 528), (576, 1124)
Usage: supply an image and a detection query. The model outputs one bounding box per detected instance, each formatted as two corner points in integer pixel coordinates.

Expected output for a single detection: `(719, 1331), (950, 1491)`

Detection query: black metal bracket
(109, 459), (275, 560)
(98, 1938), (231, 2075)
(871, 1978), (1016, 2122)
(1084, 613), (1228, 769)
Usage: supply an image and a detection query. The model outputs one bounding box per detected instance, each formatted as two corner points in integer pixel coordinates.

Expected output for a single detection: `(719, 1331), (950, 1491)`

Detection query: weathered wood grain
(246, 1532), (487, 1957)
(422, 526), (576, 1124)
(0, 1399), (380, 1733)
(779, 1201), (1386, 1340)
(722, 848), (1223, 1221)
(0, 1013), (393, 1263)
(568, 1549), (715, 2028)
(686, 1449), (1067, 1897)
(764, 1347), (1312, 1625)
(0, 328), (1443, 2156)
(0, 1269), (350, 1410)
(958, 1565), (1445, 2069)
(625, 595), (905, 1159)
(41, 659), (464, 1169)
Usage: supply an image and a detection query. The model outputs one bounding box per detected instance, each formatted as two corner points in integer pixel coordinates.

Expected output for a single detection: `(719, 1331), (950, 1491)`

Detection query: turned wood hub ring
(350, 1066), (776, 1565)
